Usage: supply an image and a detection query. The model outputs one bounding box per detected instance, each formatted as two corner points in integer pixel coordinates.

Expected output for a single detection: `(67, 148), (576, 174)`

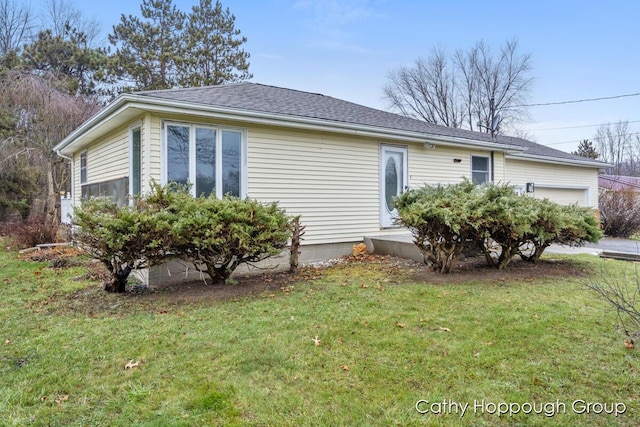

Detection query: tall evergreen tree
(572, 139), (599, 159)
(22, 25), (108, 95)
(108, 0), (185, 91)
(179, 0), (252, 87)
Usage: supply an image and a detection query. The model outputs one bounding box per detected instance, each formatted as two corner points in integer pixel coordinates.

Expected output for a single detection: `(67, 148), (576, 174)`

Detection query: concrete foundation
(365, 233), (424, 262)
(133, 241), (364, 286)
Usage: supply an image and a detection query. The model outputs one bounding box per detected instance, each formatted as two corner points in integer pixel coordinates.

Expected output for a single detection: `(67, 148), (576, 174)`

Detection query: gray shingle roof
(136, 82), (604, 165)
(498, 135), (601, 162)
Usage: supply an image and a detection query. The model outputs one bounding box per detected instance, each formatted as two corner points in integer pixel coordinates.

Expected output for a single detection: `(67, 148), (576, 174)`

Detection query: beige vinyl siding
(505, 158), (598, 207)
(86, 125), (130, 184)
(73, 152), (81, 206)
(248, 126), (380, 245)
(142, 115), (514, 245)
(408, 146), (506, 186)
(533, 187), (588, 206)
(72, 126), (129, 205)
(146, 114), (162, 188)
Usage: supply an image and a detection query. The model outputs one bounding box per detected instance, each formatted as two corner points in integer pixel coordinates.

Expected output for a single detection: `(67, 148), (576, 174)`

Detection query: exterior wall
(247, 125), (381, 245)
(146, 114), (162, 190)
(504, 158), (599, 207)
(408, 146), (505, 186)
(119, 113), (510, 246)
(74, 109), (595, 248)
(72, 125), (130, 205)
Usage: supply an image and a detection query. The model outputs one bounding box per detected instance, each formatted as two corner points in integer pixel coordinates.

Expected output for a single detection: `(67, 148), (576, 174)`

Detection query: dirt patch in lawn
(25, 249), (591, 316)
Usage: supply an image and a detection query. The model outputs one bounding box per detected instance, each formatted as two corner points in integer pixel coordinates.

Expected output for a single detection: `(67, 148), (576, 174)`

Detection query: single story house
(54, 83), (607, 280)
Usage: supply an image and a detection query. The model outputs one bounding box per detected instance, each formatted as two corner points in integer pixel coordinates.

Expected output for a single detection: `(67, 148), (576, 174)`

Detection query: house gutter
(54, 94), (526, 156)
(505, 152), (612, 169)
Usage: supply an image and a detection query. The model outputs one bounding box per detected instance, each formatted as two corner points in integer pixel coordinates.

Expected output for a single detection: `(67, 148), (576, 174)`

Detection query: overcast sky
(28, 0), (640, 152)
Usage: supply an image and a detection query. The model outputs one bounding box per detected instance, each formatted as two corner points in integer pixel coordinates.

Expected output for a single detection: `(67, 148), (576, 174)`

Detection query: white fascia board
(54, 94), (133, 154)
(506, 152), (612, 169)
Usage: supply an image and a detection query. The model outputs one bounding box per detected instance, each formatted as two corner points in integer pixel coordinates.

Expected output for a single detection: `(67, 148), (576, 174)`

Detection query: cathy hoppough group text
(415, 399), (627, 418)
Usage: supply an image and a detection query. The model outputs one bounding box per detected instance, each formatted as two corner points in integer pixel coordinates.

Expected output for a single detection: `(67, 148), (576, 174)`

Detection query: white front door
(380, 145), (408, 227)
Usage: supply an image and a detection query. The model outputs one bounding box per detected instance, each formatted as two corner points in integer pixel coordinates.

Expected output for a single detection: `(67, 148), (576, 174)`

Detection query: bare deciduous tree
(595, 121), (634, 175)
(384, 38), (533, 135)
(0, 71), (100, 237)
(41, 0), (101, 46)
(0, 0), (32, 56)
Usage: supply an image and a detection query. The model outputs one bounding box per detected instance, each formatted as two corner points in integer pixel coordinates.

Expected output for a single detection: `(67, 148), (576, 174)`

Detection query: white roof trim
(506, 152), (611, 168)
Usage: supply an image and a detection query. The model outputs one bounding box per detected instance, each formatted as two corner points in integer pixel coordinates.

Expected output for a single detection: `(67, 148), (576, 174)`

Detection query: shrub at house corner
(73, 185), (293, 292)
(73, 195), (176, 293)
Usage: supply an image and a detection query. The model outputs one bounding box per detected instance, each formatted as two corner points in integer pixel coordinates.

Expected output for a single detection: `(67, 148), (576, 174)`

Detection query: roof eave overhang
(55, 94), (526, 155)
(506, 152), (612, 169)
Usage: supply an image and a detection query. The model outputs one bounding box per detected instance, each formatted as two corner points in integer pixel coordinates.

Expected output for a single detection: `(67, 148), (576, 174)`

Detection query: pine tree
(108, 0), (186, 91)
(22, 25), (108, 95)
(572, 139), (599, 159)
(179, 0), (252, 87)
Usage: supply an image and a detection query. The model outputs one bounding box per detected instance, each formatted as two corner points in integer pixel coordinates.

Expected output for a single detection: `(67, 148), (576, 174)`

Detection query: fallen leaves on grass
(341, 365), (350, 371)
(624, 339), (635, 349)
(395, 322), (405, 328)
(125, 360), (140, 369)
(438, 327), (451, 332)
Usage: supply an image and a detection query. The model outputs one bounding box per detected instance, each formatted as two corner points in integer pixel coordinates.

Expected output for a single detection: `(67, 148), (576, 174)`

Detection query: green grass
(0, 240), (639, 426)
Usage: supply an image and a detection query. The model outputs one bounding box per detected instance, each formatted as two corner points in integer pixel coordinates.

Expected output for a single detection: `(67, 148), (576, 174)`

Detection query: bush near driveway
(395, 181), (602, 273)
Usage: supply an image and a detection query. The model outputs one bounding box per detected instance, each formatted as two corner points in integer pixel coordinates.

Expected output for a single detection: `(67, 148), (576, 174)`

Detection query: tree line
(0, 0), (251, 241)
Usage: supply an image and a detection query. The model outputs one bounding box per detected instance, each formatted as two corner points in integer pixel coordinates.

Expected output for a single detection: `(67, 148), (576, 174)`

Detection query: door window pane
(385, 156), (400, 212)
(167, 125), (190, 187)
(222, 130), (241, 197)
(195, 127), (216, 196)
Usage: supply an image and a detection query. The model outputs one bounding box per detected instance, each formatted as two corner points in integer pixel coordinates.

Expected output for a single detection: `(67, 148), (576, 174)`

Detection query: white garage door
(534, 187), (587, 206)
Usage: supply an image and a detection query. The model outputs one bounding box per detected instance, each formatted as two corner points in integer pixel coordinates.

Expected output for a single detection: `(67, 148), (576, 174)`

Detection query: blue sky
(28, 0), (640, 152)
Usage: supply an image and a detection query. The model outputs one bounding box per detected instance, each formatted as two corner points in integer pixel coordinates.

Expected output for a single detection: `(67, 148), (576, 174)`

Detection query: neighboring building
(599, 174), (640, 192)
(54, 83), (608, 274)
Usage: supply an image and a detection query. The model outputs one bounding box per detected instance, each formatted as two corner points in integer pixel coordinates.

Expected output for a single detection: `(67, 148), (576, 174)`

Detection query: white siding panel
(408, 145), (507, 187)
(505, 158), (599, 207)
(534, 187), (587, 206)
(248, 127), (380, 245)
(86, 126), (129, 183)
(148, 115), (162, 184)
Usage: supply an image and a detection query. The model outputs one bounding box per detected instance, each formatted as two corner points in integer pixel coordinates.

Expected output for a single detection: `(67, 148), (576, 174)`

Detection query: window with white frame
(165, 123), (245, 197)
(471, 155), (490, 184)
(130, 127), (142, 196)
(80, 151), (87, 184)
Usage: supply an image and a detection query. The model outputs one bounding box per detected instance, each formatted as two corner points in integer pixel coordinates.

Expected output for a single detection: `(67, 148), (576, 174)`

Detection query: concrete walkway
(367, 233), (640, 260)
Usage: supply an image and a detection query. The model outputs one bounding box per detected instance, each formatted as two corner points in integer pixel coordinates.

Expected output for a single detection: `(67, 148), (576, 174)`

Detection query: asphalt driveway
(547, 237), (640, 256)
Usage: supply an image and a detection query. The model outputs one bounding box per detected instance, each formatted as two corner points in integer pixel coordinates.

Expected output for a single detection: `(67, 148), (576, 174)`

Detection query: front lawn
(0, 240), (638, 426)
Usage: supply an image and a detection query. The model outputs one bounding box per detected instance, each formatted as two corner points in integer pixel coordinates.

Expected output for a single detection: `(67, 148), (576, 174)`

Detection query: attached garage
(503, 145), (605, 208)
(532, 186), (588, 206)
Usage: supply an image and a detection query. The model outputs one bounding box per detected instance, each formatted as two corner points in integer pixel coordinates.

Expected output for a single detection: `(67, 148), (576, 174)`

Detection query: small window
(130, 127), (142, 196)
(80, 151), (87, 184)
(471, 155), (490, 184)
